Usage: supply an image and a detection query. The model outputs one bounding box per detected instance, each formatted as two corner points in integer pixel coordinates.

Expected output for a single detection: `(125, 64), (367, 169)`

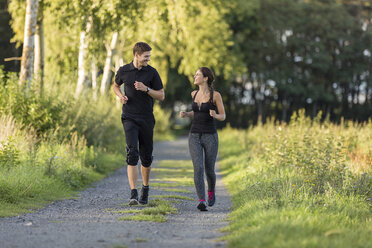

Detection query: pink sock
(208, 191), (214, 199)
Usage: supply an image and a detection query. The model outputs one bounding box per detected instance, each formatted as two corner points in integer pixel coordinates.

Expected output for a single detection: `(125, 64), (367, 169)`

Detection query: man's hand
(120, 95), (128, 104)
(180, 111), (187, 118)
(134, 81), (147, 92)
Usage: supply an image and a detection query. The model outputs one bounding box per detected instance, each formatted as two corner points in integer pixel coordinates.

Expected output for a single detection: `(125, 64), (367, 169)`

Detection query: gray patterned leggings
(188, 132), (218, 201)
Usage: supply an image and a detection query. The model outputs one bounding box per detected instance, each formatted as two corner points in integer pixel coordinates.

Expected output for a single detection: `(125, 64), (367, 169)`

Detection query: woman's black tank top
(190, 90), (217, 133)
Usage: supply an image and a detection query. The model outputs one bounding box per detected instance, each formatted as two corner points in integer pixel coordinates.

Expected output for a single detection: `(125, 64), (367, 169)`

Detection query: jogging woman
(180, 67), (226, 211)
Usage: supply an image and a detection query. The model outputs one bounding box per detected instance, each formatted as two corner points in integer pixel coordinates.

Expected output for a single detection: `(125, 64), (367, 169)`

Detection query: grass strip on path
(114, 159), (195, 222)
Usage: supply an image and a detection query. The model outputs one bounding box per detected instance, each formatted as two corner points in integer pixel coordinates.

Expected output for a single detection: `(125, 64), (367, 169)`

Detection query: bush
(0, 137), (20, 169)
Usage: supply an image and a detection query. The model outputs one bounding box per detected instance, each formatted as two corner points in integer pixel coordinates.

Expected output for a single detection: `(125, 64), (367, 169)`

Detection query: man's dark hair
(133, 42), (152, 55)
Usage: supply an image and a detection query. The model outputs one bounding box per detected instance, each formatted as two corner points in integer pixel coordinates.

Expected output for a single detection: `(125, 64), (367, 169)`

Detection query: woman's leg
(201, 133), (218, 192)
(188, 133), (206, 201)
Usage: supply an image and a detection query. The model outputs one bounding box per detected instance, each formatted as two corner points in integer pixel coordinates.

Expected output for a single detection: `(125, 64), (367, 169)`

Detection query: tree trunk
(115, 54), (125, 109)
(282, 98), (288, 122)
(257, 99), (263, 124)
(91, 59), (98, 100)
(100, 31), (118, 95)
(34, 18), (44, 95)
(312, 101), (317, 119)
(75, 18), (92, 98)
(19, 0), (39, 87)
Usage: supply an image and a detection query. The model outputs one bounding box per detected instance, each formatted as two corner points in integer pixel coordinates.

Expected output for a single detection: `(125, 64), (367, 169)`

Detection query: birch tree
(75, 17), (92, 98)
(34, 0), (45, 94)
(19, 0), (39, 87)
(100, 31), (118, 95)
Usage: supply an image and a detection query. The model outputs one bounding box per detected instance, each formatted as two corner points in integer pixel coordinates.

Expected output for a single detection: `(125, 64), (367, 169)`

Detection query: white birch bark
(34, 18), (44, 94)
(75, 18), (92, 98)
(115, 54), (125, 109)
(100, 31), (118, 95)
(91, 59), (98, 100)
(19, 0), (39, 87)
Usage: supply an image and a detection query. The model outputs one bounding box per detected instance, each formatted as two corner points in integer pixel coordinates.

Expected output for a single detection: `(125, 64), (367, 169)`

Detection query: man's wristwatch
(146, 87), (151, 93)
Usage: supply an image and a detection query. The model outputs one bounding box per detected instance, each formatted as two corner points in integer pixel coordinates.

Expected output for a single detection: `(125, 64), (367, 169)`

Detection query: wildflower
(292, 184), (295, 187)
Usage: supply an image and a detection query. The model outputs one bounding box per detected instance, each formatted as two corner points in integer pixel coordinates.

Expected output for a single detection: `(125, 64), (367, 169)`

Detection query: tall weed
(219, 110), (372, 248)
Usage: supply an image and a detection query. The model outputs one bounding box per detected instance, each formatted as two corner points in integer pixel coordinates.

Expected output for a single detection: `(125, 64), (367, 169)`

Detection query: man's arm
(134, 81), (165, 101)
(147, 88), (165, 101)
(113, 82), (128, 104)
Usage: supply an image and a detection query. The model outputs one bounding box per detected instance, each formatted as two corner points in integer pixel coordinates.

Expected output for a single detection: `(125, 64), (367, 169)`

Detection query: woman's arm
(180, 90), (197, 118)
(180, 111), (194, 118)
(210, 91), (226, 121)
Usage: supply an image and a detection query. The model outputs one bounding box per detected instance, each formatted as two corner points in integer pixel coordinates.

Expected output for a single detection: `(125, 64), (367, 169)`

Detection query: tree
(34, 0), (45, 94)
(100, 31), (118, 95)
(19, 0), (39, 87)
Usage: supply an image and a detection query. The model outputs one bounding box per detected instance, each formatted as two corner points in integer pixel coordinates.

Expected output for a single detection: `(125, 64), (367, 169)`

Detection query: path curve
(0, 136), (231, 248)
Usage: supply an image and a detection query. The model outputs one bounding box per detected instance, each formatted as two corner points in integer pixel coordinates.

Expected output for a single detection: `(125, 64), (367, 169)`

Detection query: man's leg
(127, 165), (139, 189)
(141, 165), (151, 186)
(138, 118), (154, 204)
(122, 118), (140, 205)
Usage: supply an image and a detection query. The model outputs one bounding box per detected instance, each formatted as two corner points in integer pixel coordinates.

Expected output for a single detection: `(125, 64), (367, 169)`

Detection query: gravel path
(0, 136), (231, 248)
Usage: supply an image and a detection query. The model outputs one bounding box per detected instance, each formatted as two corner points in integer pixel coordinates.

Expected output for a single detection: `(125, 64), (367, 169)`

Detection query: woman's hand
(209, 110), (216, 118)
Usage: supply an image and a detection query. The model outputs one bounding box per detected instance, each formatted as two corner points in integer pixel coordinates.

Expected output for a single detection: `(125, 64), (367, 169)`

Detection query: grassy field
(218, 111), (372, 248)
(0, 71), (173, 217)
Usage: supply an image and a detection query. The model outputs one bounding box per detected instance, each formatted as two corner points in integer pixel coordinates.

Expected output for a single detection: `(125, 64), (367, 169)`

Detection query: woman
(180, 67), (226, 211)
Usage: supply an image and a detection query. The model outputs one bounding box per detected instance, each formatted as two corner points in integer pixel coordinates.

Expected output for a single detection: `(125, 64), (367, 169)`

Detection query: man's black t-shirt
(115, 62), (163, 119)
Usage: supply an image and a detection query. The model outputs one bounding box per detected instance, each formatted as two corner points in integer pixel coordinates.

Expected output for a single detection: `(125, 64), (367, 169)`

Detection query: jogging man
(113, 42), (165, 205)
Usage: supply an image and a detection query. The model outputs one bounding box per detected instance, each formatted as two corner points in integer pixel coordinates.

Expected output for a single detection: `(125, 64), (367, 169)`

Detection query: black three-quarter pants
(121, 116), (155, 167)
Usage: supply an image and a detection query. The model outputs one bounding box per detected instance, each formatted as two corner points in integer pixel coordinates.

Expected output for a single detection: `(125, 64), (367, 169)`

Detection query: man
(113, 42), (165, 205)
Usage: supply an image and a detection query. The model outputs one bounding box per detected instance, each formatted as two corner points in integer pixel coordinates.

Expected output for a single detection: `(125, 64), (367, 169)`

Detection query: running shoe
(207, 190), (215, 207)
(139, 185), (149, 205)
(129, 189), (139, 205)
(197, 200), (208, 211)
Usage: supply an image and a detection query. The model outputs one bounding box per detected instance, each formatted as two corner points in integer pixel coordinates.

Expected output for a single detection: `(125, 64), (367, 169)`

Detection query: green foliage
(0, 74), (63, 135)
(153, 103), (174, 141)
(218, 110), (372, 247)
(0, 137), (20, 169)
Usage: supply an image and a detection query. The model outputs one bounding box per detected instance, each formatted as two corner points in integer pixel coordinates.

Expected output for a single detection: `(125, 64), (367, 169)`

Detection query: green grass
(110, 209), (142, 214)
(218, 113), (372, 248)
(117, 199), (177, 223)
(115, 157), (196, 223)
(156, 160), (193, 169)
(152, 170), (193, 178)
(118, 214), (166, 222)
(152, 178), (194, 186)
(0, 152), (123, 217)
(118, 203), (147, 207)
(151, 194), (194, 201)
(115, 158), (195, 223)
(111, 244), (128, 248)
(150, 182), (181, 187)
(157, 188), (193, 193)
(152, 168), (194, 173)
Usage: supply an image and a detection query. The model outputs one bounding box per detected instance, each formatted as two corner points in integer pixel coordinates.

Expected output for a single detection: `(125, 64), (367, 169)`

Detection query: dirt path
(0, 136), (231, 248)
